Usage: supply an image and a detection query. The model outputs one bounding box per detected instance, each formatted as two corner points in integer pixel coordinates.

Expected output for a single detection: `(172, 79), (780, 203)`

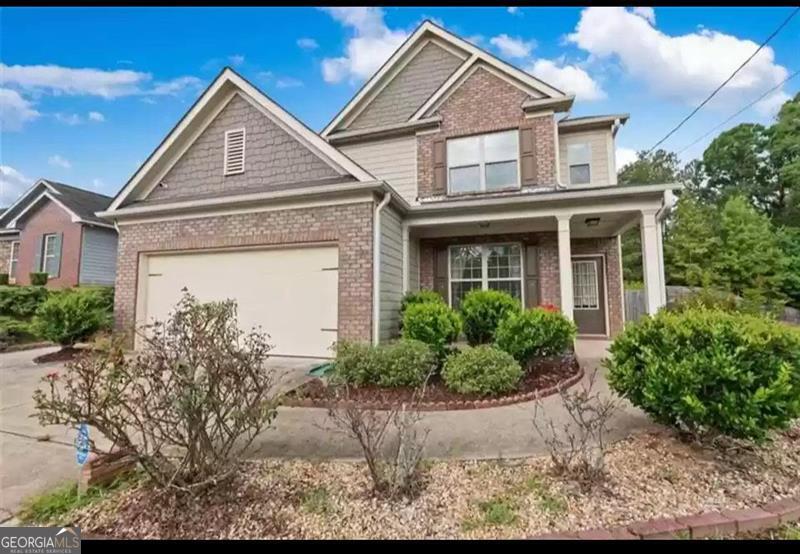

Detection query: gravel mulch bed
(68, 425), (800, 539)
(284, 354), (581, 411)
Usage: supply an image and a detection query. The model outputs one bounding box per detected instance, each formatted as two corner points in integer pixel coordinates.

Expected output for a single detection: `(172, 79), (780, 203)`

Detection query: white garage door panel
(141, 246), (338, 358)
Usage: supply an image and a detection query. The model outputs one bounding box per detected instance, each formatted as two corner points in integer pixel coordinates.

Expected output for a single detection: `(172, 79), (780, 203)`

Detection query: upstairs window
(224, 128), (246, 175)
(567, 142), (591, 185)
(447, 130), (519, 194)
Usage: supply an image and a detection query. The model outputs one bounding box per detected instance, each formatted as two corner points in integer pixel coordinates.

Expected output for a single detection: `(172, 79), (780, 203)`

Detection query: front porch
(400, 186), (673, 337)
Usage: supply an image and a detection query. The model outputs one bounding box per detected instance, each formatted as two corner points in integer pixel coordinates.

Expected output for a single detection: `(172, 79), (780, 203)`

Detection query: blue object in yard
(75, 423), (90, 466)
(308, 362), (335, 378)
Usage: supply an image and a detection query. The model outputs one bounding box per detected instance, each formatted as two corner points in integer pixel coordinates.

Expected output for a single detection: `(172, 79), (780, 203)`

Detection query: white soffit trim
(1, 179), (59, 225)
(106, 68), (376, 213)
(9, 191), (81, 228)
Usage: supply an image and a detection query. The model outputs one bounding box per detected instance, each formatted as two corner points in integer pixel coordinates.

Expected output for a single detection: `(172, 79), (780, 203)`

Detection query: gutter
(372, 192), (392, 346)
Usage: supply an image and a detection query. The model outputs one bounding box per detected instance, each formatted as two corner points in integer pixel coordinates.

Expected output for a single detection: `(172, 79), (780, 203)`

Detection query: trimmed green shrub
(32, 289), (112, 346)
(0, 286), (50, 318)
(459, 289), (521, 346)
(442, 345), (522, 396)
(669, 288), (739, 314)
(30, 273), (48, 286)
(399, 290), (444, 329)
(332, 339), (437, 388)
(606, 308), (800, 441)
(0, 315), (33, 347)
(402, 301), (461, 359)
(0, 274), (8, 286)
(378, 339), (436, 387)
(495, 308), (577, 366)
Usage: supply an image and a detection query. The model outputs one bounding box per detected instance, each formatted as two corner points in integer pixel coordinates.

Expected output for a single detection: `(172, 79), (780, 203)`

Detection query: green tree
(776, 226), (800, 308)
(769, 92), (800, 226)
(714, 196), (787, 308)
(663, 195), (720, 286)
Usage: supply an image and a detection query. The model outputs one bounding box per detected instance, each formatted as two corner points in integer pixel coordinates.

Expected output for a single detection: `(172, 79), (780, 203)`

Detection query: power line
(645, 6), (799, 154)
(677, 68), (800, 156)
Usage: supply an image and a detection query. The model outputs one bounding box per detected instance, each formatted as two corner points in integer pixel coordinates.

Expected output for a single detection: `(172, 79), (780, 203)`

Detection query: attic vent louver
(224, 128), (246, 175)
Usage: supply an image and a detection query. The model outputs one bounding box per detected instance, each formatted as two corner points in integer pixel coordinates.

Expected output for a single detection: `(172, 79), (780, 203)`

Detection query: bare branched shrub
(33, 289), (279, 493)
(532, 369), (620, 484)
(325, 382), (430, 497)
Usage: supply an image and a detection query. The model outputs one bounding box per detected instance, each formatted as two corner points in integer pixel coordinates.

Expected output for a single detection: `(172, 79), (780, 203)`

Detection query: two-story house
(99, 21), (674, 358)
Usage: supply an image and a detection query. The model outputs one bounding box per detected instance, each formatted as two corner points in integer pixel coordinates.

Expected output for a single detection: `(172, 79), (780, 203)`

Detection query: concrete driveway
(0, 347), (318, 521)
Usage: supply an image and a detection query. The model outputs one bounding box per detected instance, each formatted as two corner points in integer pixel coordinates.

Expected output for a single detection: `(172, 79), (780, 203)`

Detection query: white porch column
(640, 209), (665, 314)
(656, 218), (667, 306)
(556, 214), (574, 320)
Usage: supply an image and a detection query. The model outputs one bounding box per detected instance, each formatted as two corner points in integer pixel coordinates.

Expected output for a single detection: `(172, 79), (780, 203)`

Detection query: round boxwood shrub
(332, 340), (377, 385)
(495, 307), (577, 366)
(29, 272), (48, 286)
(442, 345), (522, 396)
(606, 308), (800, 441)
(399, 290), (444, 330)
(402, 301), (461, 358)
(32, 289), (112, 346)
(378, 339), (437, 387)
(459, 289), (521, 346)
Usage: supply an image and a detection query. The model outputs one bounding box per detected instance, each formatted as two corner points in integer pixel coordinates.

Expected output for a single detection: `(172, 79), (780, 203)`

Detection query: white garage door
(139, 245), (338, 358)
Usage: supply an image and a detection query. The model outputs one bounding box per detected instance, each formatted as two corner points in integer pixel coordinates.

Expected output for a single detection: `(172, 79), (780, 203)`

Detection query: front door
(572, 256), (606, 335)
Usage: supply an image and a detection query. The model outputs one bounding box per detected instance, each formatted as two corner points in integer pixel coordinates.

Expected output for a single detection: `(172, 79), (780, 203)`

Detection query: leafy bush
(399, 290), (444, 329)
(442, 345), (522, 396)
(402, 302), (461, 359)
(0, 286), (50, 318)
(495, 308), (576, 366)
(30, 273), (48, 286)
(606, 308), (800, 441)
(670, 287), (740, 314)
(0, 315), (33, 348)
(34, 290), (279, 493)
(32, 289), (112, 346)
(333, 339), (436, 388)
(459, 289), (521, 346)
(0, 274), (8, 286)
(379, 339), (437, 388)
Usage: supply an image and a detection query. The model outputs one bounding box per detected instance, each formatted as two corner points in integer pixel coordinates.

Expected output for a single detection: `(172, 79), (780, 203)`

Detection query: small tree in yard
(326, 382), (430, 498)
(33, 290), (280, 493)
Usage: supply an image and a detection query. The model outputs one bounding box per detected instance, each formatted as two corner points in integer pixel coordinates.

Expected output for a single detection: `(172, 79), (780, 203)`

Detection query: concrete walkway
(249, 340), (654, 461)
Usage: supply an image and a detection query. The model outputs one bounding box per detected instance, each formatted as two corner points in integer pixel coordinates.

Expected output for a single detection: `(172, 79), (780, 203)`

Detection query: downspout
(372, 191), (392, 346)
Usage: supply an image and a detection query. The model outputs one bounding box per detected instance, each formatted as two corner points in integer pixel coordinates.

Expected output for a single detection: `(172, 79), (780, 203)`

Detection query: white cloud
(507, 7), (521, 15)
(228, 54), (245, 66)
(0, 165), (32, 205)
(528, 58), (606, 100)
(91, 178), (106, 191)
(88, 111), (105, 122)
(275, 77), (304, 89)
(321, 7), (408, 84)
(55, 112), (82, 125)
(149, 76), (202, 96)
(489, 34), (535, 59)
(297, 37), (319, 50)
(0, 63), (147, 98)
(632, 7), (655, 25)
(567, 7), (789, 109)
(48, 155), (72, 169)
(616, 147), (639, 170)
(755, 90), (790, 117)
(465, 34), (485, 47)
(0, 88), (40, 131)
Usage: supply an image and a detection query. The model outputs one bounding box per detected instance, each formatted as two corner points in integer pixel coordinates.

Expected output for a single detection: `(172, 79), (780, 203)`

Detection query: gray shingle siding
(146, 94), (343, 203)
(349, 42), (463, 131)
(79, 226), (118, 286)
(379, 206), (403, 341)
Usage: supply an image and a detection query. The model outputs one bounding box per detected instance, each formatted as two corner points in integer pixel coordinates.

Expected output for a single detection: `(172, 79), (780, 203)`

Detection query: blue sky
(1, 6), (798, 205)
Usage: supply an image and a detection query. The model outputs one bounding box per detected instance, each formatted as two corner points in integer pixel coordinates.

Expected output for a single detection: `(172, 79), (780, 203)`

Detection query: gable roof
(0, 179), (114, 230)
(105, 67), (377, 214)
(322, 20), (572, 137)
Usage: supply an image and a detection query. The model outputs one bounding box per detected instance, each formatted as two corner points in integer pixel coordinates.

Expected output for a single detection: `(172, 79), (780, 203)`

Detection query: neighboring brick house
(101, 20), (674, 358)
(0, 180), (117, 288)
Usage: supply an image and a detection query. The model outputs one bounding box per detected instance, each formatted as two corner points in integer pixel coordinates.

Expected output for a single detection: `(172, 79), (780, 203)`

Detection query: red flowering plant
(538, 303), (560, 313)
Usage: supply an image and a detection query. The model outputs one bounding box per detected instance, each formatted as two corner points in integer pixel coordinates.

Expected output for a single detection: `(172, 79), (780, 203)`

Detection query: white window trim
(447, 130), (520, 194)
(42, 234), (58, 276)
(572, 259), (599, 310)
(447, 242), (525, 307)
(567, 141), (592, 185)
(8, 240), (20, 283)
(223, 127), (246, 176)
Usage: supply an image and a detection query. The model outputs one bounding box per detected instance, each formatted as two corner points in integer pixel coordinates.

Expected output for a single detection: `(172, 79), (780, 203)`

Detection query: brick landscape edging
(534, 494), (800, 539)
(284, 365), (585, 412)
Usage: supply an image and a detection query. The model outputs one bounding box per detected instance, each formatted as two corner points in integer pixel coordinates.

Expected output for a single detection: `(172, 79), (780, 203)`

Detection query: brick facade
(13, 198), (84, 288)
(417, 67), (557, 198)
(114, 202), (374, 343)
(419, 232), (624, 337)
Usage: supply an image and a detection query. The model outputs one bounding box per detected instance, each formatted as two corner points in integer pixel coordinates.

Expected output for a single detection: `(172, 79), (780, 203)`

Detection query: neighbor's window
(8, 240), (20, 280)
(449, 244), (523, 309)
(42, 234), (59, 277)
(567, 142), (591, 185)
(572, 259), (599, 309)
(447, 130), (519, 194)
